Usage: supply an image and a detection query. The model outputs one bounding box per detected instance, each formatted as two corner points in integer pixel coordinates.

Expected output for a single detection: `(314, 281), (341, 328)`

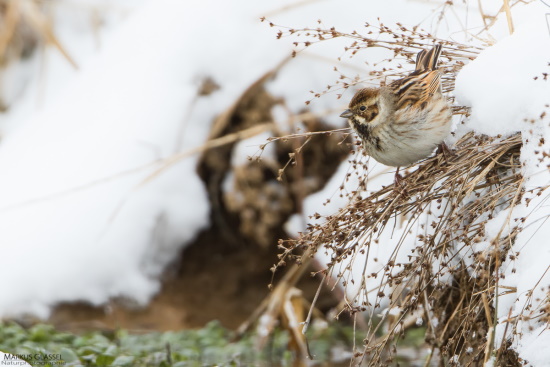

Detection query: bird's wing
(389, 69), (441, 110)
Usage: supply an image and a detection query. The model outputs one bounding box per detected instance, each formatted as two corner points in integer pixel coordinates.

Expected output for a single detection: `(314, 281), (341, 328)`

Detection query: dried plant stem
(21, 0), (78, 68)
(0, 0), (19, 62)
(503, 0), (515, 34)
(280, 132), (526, 365)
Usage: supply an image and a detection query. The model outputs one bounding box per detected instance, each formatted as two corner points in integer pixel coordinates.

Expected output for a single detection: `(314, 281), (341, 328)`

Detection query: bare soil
(49, 225), (338, 331)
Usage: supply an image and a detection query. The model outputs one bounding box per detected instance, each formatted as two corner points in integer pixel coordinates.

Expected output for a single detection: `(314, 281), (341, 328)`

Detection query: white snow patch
(0, 0), (217, 318)
(454, 2), (550, 137)
(455, 2), (550, 364)
(0, 0), (312, 318)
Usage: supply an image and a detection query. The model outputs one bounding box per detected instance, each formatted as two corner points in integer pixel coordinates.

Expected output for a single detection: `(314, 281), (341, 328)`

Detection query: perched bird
(340, 44), (452, 182)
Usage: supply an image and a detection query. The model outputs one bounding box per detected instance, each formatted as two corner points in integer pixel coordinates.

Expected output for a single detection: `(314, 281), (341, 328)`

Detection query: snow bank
(455, 2), (550, 364)
(0, 0), (215, 318)
(454, 2), (550, 136)
(6, 0), (446, 320)
(0, 0), (302, 318)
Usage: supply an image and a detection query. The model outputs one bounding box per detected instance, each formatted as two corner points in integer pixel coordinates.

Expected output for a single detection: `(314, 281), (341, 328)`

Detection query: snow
(6, 0), (454, 319)
(485, 356), (496, 367)
(0, 0), (306, 318)
(0, 0), (216, 318)
(454, 2), (550, 136)
(455, 2), (550, 364)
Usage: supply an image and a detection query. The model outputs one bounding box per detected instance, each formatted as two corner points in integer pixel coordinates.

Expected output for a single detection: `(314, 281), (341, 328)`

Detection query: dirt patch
(50, 226), (337, 331)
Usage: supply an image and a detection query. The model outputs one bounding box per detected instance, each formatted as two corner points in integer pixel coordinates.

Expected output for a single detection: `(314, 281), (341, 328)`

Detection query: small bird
(340, 44), (452, 182)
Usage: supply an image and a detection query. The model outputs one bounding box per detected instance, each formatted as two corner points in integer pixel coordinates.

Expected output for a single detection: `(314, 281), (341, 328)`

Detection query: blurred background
(0, 0), (362, 330)
(0, 0), (417, 328)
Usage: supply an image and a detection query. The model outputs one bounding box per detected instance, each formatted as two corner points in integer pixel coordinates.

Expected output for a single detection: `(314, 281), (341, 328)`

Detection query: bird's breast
(349, 117), (382, 151)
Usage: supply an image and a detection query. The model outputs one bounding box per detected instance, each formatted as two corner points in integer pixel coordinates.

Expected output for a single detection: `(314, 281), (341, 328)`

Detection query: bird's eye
(360, 106), (367, 111)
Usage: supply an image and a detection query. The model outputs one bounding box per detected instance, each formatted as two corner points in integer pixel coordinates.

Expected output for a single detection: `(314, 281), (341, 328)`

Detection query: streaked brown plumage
(340, 44), (452, 169)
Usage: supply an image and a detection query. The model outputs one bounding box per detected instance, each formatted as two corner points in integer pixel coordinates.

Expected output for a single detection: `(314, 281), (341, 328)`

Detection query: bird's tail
(415, 44), (442, 72)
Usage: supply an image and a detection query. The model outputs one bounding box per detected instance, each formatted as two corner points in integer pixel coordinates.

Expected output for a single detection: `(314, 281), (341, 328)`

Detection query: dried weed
(262, 13), (546, 366)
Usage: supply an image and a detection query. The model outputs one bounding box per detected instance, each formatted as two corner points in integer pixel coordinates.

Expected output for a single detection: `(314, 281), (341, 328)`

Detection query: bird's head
(340, 88), (381, 126)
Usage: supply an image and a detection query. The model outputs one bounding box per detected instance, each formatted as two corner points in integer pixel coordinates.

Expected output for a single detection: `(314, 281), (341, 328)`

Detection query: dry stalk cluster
(266, 16), (547, 366)
(0, 0), (77, 111)
(279, 132), (527, 365)
(261, 15), (480, 112)
(0, 0), (44, 65)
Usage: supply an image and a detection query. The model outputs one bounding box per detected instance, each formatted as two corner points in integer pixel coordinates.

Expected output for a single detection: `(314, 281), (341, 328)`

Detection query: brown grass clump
(0, 0), (77, 110)
(259, 15), (546, 366)
(0, 0), (39, 66)
(278, 132), (525, 366)
(0, 0), (77, 66)
(197, 65), (350, 249)
(261, 15), (481, 108)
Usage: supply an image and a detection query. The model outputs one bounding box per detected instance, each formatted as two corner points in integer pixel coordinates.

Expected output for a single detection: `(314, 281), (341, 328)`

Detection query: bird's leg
(436, 142), (455, 163)
(394, 167), (403, 186)
(393, 167), (407, 196)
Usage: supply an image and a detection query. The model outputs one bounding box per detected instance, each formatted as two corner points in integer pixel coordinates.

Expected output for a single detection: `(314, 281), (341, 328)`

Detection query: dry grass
(262, 15), (481, 108)
(279, 132), (527, 365)
(259, 9), (548, 366)
(0, 0), (78, 111)
(0, 0), (76, 67)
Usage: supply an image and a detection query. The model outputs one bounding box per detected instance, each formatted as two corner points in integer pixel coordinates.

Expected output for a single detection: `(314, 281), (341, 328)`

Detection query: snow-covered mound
(455, 2), (550, 364)
(0, 0), (213, 318)
(0, 0), (465, 319)
(0, 0), (408, 319)
(0, 0), (302, 318)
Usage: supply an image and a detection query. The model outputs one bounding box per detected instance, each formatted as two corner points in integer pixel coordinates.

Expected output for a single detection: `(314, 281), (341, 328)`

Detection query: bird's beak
(340, 109), (353, 118)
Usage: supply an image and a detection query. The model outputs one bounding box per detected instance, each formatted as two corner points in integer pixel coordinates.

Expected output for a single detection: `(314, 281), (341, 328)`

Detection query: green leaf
(59, 347), (79, 363)
(29, 324), (55, 342)
(95, 354), (115, 366)
(111, 355), (135, 366)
